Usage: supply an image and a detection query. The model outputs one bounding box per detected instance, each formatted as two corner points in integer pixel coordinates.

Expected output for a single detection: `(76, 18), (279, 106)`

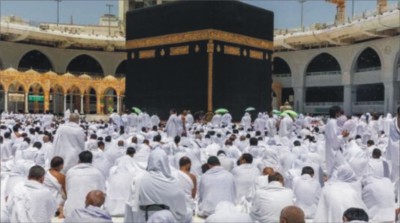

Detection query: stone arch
(103, 87), (117, 95)
(273, 57), (291, 77)
(27, 82), (44, 91)
(66, 54), (104, 77)
(305, 53), (341, 76)
(67, 85), (81, 94)
(50, 84), (65, 95)
(8, 81), (26, 92)
(115, 60), (127, 78)
(353, 47), (382, 72)
(18, 50), (54, 72)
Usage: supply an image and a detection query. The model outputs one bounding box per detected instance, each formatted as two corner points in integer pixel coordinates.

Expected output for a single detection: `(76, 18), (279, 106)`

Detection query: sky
(0, 0), (398, 29)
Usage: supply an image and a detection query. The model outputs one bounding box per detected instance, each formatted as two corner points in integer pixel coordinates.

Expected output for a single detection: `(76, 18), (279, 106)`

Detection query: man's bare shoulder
(188, 172), (197, 183)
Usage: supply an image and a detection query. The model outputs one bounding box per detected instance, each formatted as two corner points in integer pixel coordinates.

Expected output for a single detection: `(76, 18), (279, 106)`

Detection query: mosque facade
(0, 1), (399, 115)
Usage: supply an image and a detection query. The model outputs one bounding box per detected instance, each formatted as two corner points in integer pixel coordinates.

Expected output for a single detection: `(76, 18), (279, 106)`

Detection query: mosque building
(0, 0), (399, 115)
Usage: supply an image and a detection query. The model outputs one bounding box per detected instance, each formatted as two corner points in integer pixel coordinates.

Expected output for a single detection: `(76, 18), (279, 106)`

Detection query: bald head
(280, 206), (305, 223)
(42, 135), (50, 143)
(85, 190), (106, 207)
(263, 167), (274, 176)
(69, 113), (80, 123)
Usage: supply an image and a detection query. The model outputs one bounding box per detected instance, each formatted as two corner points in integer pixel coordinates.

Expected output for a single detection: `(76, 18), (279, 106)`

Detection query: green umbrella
(245, 107), (256, 112)
(215, 108), (228, 114)
(132, 107), (142, 114)
(272, 109), (281, 115)
(281, 110), (298, 118)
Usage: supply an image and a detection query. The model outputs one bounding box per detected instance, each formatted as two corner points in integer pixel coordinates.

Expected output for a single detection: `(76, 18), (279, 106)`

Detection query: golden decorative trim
(216, 45), (221, 53)
(224, 45), (241, 56)
(170, 46), (189, 56)
(139, 50), (156, 59)
(249, 50), (263, 60)
(207, 40), (214, 112)
(207, 41), (214, 53)
(126, 29), (273, 50)
(0, 69), (125, 114)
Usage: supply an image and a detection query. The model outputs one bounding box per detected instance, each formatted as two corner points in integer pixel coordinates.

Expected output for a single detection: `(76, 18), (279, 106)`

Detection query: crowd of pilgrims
(0, 106), (399, 223)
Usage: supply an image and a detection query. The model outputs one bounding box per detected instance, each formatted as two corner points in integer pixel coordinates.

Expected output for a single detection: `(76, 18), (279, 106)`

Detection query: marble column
(293, 87), (304, 113)
(117, 95), (121, 114)
(24, 93), (28, 113)
(384, 82), (395, 114)
(63, 95), (67, 112)
(343, 85), (352, 116)
(80, 95), (84, 114)
(4, 91), (8, 112)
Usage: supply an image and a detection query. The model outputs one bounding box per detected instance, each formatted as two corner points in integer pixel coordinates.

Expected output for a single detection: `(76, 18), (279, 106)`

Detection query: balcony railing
(274, 2), (399, 36)
(355, 67), (381, 73)
(273, 73), (291, 78)
(353, 101), (384, 105)
(305, 102), (343, 106)
(306, 71), (341, 76)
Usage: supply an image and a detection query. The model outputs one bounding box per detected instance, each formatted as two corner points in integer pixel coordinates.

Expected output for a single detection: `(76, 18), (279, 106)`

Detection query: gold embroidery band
(207, 40), (214, 112)
(249, 50), (263, 60)
(224, 46), (240, 56)
(170, 46), (189, 56)
(139, 50), (155, 59)
(126, 29), (273, 51)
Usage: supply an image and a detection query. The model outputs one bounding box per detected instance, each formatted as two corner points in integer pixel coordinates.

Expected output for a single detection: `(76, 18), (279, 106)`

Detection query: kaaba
(125, 1), (274, 120)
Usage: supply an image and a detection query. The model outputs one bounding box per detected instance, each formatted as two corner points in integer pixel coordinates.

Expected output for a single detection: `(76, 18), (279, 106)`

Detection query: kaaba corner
(125, 1), (274, 119)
